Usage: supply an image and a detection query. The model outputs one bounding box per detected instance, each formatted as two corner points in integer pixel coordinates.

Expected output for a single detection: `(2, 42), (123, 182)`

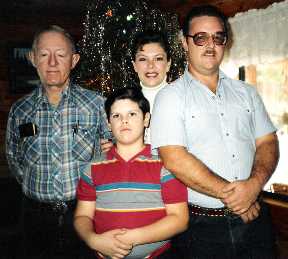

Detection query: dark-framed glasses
(186, 31), (227, 46)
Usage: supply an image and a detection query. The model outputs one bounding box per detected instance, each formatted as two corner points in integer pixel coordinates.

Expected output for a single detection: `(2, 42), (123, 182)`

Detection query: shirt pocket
(21, 136), (40, 166)
(184, 108), (221, 147)
(72, 117), (98, 162)
(229, 105), (255, 141)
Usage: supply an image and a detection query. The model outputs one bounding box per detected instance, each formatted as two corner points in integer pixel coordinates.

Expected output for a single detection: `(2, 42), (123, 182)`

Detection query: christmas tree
(76, 0), (185, 95)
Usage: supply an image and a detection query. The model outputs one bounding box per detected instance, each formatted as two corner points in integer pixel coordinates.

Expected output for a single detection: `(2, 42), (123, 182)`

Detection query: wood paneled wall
(265, 197), (288, 258)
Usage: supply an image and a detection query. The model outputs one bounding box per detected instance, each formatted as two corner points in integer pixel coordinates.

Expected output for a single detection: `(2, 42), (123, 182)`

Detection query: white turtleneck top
(141, 78), (167, 144)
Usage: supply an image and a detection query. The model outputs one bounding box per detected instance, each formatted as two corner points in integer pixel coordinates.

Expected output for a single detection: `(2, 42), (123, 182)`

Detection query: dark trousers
(170, 202), (276, 259)
(19, 195), (94, 259)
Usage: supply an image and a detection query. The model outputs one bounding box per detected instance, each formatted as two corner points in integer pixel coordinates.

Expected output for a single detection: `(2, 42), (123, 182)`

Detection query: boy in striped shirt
(74, 87), (188, 258)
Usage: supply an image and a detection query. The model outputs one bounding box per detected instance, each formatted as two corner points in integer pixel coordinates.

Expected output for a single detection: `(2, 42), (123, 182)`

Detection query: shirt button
(232, 154), (235, 158)
(226, 133), (229, 136)
(221, 113), (224, 116)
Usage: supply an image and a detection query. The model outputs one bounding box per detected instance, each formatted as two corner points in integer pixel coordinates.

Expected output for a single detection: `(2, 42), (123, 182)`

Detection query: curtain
(222, 0), (288, 74)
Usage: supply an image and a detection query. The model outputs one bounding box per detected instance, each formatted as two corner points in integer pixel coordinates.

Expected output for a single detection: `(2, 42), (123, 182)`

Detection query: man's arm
(222, 132), (279, 213)
(98, 96), (114, 154)
(159, 145), (262, 222)
(151, 87), (229, 199)
(159, 145), (229, 199)
(98, 97), (112, 140)
(251, 132), (279, 189)
(5, 108), (23, 183)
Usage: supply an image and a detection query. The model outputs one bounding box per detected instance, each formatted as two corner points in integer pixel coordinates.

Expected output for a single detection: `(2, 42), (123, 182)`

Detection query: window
(244, 59), (288, 190)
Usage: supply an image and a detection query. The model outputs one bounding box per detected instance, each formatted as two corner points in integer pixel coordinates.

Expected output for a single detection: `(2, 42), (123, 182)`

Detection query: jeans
(170, 202), (276, 259)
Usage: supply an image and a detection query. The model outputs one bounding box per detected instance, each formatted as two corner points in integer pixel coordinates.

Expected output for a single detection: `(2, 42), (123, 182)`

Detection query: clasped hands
(220, 178), (262, 223)
(89, 229), (134, 259)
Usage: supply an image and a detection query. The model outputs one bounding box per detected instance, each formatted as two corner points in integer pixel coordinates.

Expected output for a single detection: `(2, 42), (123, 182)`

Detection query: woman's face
(133, 43), (171, 88)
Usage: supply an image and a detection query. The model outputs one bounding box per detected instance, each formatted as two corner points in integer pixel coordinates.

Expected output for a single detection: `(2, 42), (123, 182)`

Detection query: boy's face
(109, 99), (150, 146)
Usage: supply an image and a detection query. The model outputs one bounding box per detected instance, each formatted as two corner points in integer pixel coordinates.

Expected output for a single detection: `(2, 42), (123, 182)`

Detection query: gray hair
(32, 25), (77, 53)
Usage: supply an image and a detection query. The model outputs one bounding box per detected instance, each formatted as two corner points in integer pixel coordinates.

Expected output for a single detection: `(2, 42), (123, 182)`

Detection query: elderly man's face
(31, 31), (79, 90)
(183, 16), (226, 78)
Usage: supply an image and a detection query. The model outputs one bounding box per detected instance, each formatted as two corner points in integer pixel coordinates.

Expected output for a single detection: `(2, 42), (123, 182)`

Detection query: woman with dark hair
(132, 30), (172, 143)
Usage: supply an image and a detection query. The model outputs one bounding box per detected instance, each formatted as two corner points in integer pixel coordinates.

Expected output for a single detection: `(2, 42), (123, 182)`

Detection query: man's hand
(100, 138), (113, 153)
(240, 201), (260, 223)
(221, 178), (261, 214)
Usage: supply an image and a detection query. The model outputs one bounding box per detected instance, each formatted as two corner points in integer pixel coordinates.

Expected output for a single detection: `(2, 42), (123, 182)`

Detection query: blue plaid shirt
(6, 83), (111, 202)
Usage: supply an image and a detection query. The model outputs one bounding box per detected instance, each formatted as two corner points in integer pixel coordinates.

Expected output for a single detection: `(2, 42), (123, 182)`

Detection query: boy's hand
(100, 138), (113, 153)
(88, 229), (132, 258)
(115, 229), (137, 247)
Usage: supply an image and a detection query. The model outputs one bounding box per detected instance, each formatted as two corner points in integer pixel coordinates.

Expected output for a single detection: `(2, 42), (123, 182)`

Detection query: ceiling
(150, 0), (285, 19)
(1, 0), (285, 19)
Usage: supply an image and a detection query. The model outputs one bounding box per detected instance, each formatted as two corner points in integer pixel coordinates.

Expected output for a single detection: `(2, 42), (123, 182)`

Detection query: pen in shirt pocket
(72, 120), (79, 139)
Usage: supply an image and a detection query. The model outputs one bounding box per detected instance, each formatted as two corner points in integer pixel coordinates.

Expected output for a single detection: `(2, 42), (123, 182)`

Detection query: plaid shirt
(6, 83), (111, 202)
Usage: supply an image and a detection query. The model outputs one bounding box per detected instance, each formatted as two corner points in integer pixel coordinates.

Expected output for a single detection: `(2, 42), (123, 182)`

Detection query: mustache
(203, 48), (216, 55)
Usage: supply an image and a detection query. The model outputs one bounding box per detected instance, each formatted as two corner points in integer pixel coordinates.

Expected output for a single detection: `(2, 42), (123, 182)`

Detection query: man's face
(183, 16), (226, 77)
(31, 31), (79, 90)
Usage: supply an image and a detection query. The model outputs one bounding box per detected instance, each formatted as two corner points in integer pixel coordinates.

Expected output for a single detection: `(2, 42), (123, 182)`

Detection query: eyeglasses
(186, 31), (227, 46)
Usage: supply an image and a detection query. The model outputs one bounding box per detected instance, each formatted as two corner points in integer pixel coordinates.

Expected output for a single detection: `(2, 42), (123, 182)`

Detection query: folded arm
(116, 202), (189, 246)
(159, 145), (229, 199)
(74, 200), (132, 258)
(222, 132), (279, 213)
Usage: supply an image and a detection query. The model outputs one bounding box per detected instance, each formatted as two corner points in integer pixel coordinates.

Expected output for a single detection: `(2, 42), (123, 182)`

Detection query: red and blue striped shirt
(77, 145), (187, 258)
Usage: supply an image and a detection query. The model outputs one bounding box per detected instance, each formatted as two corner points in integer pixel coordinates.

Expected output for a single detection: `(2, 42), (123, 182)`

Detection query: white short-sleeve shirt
(151, 69), (276, 207)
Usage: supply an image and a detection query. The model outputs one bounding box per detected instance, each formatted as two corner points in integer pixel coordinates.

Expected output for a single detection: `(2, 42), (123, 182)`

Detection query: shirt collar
(107, 144), (152, 162)
(184, 67), (227, 93)
(33, 81), (74, 108)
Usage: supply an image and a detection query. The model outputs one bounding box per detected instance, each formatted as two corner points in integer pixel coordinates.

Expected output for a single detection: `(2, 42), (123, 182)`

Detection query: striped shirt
(6, 83), (111, 202)
(77, 145), (187, 258)
(151, 69), (276, 208)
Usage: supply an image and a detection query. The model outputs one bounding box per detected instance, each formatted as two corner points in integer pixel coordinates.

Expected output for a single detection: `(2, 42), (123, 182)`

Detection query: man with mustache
(151, 5), (279, 259)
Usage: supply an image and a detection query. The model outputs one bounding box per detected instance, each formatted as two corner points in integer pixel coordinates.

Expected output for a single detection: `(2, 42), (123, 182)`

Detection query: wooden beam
(151, 0), (287, 24)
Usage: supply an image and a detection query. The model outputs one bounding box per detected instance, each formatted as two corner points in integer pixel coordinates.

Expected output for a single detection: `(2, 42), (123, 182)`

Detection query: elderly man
(6, 25), (111, 258)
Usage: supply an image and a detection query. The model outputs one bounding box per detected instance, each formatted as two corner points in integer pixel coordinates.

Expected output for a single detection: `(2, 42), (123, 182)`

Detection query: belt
(188, 204), (233, 217)
(23, 195), (77, 214)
